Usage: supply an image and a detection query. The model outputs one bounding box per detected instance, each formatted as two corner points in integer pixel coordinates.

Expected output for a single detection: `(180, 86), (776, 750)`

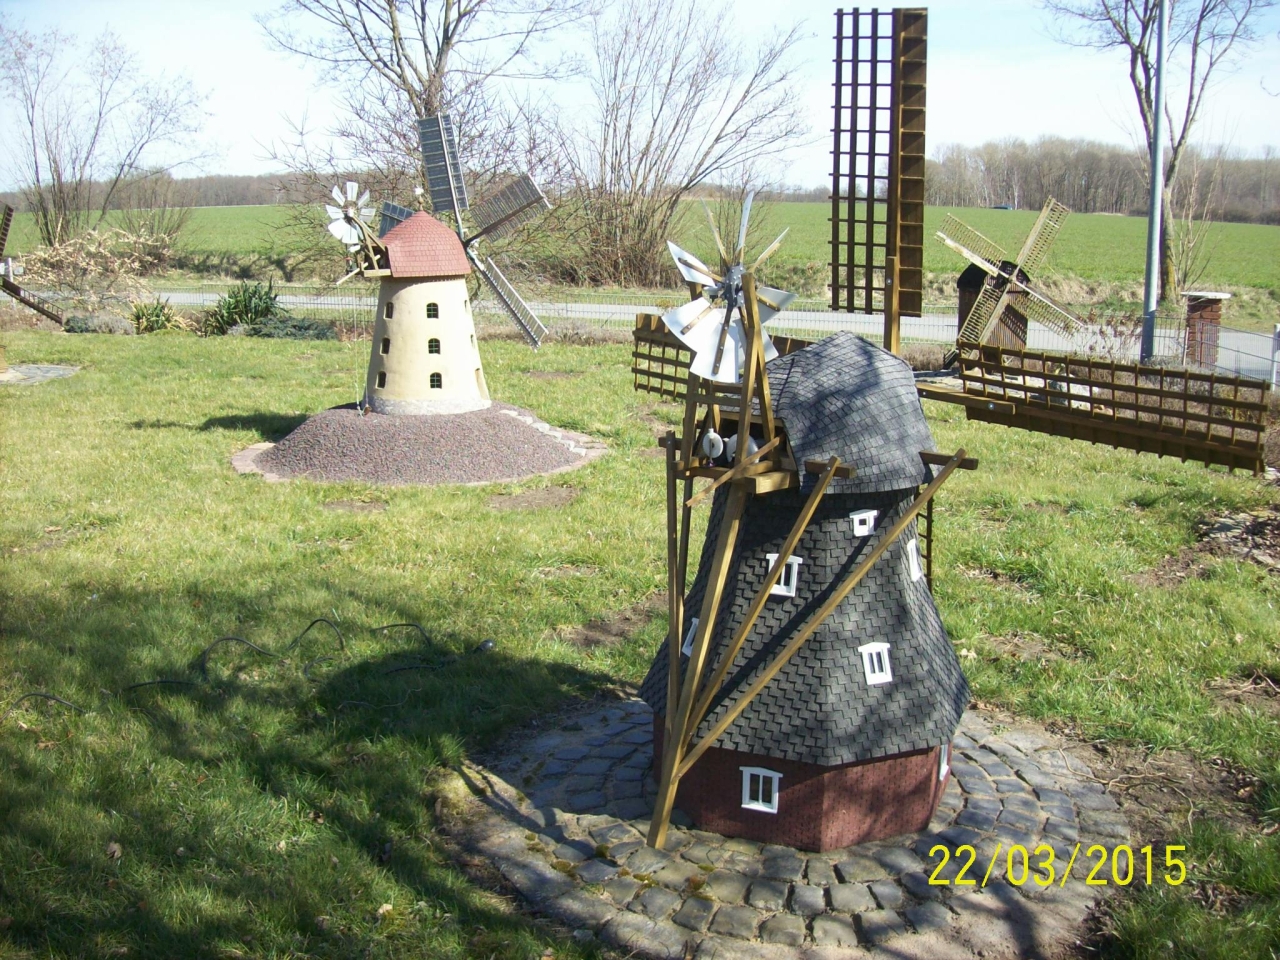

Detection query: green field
(8, 202), (1280, 302)
(0, 330), (1277, 957)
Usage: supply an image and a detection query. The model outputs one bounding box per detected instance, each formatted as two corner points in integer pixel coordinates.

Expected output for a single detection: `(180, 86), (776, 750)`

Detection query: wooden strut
(676, 447), (969, 778)
(684, 436), (781, 509)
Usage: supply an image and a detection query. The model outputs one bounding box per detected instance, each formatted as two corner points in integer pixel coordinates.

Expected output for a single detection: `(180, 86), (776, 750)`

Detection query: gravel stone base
(448, 698), (1121, 958)
(232, 403), (606, 486)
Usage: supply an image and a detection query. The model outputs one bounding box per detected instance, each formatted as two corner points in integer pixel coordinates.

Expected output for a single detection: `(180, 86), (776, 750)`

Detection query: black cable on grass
(0, 693), (86, 724)
(371, 622), (429, 643)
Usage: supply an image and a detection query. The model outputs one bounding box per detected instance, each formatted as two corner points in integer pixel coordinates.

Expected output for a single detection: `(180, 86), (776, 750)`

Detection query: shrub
(205, 281), (287, 336)
(129, 297), (191, 334)
(64, 314), (135, 335)
(245, 315), (337, 341)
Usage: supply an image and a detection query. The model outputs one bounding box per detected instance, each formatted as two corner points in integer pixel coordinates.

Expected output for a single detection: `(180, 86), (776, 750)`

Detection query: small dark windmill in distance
(934, 197), (1077, 361)
(0, 204), (62, 326)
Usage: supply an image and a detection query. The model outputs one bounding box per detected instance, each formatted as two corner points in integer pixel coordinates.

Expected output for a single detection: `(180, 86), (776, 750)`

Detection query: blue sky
(2, 0), (1277, 191)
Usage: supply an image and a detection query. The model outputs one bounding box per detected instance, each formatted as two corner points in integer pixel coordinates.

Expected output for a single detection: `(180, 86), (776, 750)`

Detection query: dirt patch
(1131, 506), (1280, 587)
(971, 630), (1068, 663)
(959, 564), (1037, 594)
(1206, 672), (1280, 718)
(534, 564), (600, 579)
(323, 499), (388, 513)
(487, 486), (579, 511)
(557, 593), (665, 649)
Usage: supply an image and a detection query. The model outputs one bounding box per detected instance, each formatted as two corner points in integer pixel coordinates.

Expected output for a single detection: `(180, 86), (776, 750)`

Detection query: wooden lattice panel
(0, 204), (13, 257)
(632, 316), (814, 403)
(957, 345), (1271, 474)
(830, 7), (927, 325)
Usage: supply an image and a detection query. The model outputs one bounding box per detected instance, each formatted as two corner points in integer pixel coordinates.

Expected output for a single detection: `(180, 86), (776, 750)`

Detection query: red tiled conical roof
(382, 211), (471, 279)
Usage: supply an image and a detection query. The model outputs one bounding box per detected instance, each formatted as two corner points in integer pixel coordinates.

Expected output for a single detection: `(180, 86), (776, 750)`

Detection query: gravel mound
(255, 404), (598, 486)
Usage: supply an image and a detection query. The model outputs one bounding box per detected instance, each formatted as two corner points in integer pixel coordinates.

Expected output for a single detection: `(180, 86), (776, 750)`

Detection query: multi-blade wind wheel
(325, 181), (376, 251)
(661, 194), (796, 384)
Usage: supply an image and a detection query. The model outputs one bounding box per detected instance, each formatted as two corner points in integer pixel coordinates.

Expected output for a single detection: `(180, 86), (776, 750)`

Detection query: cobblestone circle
(449, 698), (1128, 959)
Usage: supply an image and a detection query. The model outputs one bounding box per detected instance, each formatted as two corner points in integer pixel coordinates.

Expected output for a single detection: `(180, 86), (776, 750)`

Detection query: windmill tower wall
(364, 277), (490, 414)
(361, 211), (490, 416)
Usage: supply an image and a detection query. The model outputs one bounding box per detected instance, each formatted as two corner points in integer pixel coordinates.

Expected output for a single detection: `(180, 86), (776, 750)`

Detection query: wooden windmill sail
(929, 198), (1271, 474)
(935, 197), (1077, 354)
(642, 198), (975, 849)
(0, 204), (63, 326)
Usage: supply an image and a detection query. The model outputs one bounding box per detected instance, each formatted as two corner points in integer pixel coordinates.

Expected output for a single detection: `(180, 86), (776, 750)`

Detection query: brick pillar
(1184, 291), (1229, 368)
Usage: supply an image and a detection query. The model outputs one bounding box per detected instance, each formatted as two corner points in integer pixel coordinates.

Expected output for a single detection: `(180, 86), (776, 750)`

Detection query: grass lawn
(1, 329), (1278, 958)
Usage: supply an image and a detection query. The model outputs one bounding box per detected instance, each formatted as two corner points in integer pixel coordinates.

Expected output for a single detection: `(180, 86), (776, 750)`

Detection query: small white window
(906, 537), (924, 582)
(859, 641), (893, 685)
(939, 743), (950, 781)
(765, 553), (803, 598)
(680, 617), (699, 657)
(850, 509), (878, 537)
(740, 767), (782, 814)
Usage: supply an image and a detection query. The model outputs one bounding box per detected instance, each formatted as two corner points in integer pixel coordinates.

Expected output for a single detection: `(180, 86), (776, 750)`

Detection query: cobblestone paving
(0, 363), (79, 386)
(451, 698), (1126, 959)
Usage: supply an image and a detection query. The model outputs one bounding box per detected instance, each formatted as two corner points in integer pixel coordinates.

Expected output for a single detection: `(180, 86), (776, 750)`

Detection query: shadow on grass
(0, 576), (615, 958)
(127, 412), (309, 441)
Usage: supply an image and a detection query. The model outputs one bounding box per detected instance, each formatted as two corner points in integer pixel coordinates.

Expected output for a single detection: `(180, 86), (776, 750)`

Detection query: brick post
(1183, 291), (1230, 368)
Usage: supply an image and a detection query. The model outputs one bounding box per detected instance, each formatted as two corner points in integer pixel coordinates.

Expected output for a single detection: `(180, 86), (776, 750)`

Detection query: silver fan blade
(701, 200), (730, 264)
(328, 220), (360, 246)
(359, 207), (375, 219)
(345, 181), (358, 202)
(736, 191), (755, 258)
(666, 242), (719, 286)
(750, 229), (789, 272)
(331, 185), (344, 205)
(660, 297), (716, 342)
(755, 285), (797, 325)
(357, 189), (370, 208)
(346, 242), (361, 252)
(324, 204), (343, 221)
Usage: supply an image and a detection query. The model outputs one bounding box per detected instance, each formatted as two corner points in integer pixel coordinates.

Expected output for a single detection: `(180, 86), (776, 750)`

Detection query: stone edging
(446, 698), (1127, 959)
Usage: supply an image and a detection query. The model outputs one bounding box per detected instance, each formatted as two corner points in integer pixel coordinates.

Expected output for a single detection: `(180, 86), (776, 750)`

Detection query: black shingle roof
(768, 332), (936, 495)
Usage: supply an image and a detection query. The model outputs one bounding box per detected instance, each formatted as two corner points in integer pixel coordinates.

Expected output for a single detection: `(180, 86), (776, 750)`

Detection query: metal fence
(9, 281), (1278, 385)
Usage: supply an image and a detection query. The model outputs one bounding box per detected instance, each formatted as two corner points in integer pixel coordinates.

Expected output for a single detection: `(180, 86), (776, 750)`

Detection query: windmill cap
(382, 211), (471, 279)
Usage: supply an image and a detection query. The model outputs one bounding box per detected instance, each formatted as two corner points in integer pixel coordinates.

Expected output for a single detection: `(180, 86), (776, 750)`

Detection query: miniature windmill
(0, 204), (62, 326)
(640, 197), (976, 851)
(322, 114), (551, 414)
(935, 197), (1077, 357)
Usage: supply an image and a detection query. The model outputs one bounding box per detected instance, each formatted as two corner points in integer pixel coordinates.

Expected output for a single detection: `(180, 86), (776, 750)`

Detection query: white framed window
(765, 553), (803, 598)
(858, 641), (893, 685)
(680, 617), (699, 657)
(740, 767), (782, 814)
(850, 509), (879, 537)
(906, 537), (924, 582)
(938, 743), (950, 781)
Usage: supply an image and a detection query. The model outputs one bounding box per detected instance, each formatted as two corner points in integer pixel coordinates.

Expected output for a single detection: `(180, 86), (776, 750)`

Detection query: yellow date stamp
(928, 843), (1188, 887)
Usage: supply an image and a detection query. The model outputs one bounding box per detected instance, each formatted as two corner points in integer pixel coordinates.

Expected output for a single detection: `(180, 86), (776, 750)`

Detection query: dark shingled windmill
(639, 334), (970, 851)
(635, 195), (976, 853)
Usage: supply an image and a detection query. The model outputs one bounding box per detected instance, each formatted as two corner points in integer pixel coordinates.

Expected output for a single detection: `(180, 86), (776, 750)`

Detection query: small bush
(245, 315), (337, 341)
(63, 314), (135, 335)
(129, 297), (191, 334)
(205, 281), (287, 336)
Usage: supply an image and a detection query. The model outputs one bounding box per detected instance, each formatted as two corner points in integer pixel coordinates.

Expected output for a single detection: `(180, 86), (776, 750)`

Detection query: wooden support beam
(647, 484), (749, 849)
(804, 459), (856, 478)
(684, 437), (781, 509)
(689, 457), (841, 730)
(677, 448), (969, 778)
(920, 450), (979, 470)
(915, 383), (1017, 415)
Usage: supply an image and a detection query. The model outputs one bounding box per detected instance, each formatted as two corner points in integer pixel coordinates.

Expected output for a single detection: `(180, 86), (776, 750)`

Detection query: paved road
(24, 287), (1278, 382)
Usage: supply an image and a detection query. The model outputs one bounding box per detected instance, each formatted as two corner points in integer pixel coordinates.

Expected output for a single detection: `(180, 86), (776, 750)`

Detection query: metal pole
(1140, 0), (1169, 361)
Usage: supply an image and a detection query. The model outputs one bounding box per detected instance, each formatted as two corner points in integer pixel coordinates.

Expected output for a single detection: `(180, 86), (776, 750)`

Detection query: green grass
(1, 331), (1278, 958)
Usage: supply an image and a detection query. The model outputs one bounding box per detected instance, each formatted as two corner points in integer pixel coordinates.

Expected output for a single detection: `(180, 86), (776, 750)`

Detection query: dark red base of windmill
(654, 719), (951, 852)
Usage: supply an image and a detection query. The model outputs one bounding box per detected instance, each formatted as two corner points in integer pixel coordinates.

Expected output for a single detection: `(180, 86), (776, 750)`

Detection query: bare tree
(1042, 0), (1276, 300)
(0, 25), (205, 247)
(551, 0), (808, 287)
(258, 0), (592, 210)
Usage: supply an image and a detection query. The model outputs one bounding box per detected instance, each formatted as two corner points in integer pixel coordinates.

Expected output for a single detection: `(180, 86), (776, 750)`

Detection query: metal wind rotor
(660, 193), (795, 384)
(325, 181), (376, 251)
